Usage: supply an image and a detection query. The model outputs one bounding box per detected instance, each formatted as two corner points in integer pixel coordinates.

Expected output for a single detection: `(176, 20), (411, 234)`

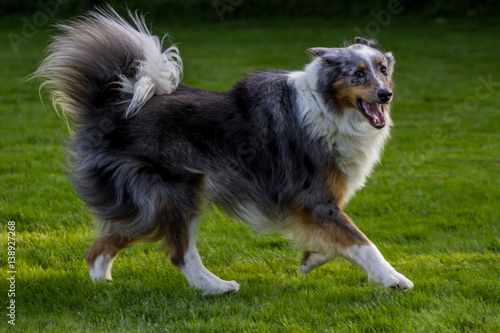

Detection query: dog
(36, 7), (413, 295)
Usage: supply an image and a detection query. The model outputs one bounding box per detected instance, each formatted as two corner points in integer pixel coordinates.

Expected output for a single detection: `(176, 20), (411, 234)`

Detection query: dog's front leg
(300, 250), (332, 274)
(292, 204), (413, 290)
(343, 242), (413, 290)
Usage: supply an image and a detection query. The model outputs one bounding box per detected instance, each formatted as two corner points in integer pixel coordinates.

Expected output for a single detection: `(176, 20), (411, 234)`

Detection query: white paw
(201, 280), (240, 295)
(299, 262), (314, 275)
(88, 255), (114, 281)
(374, 270), (414, 291)
(300, 251), (330, 275)
(345, 244), (413, 291)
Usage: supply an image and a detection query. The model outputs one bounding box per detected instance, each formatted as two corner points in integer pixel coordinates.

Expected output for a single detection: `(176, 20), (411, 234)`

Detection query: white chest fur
(288, 66), (392, 204)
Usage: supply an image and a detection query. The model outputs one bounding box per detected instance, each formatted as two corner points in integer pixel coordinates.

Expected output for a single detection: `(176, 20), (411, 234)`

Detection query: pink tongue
(361, 100), (385, 125)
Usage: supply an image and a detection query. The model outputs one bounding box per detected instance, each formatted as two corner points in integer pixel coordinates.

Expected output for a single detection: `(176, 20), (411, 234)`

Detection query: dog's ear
(354, 37), (383, 52)
(309, 48), (345, 90)
(384, 51), (395, 65)
(309, 47), (341, 65)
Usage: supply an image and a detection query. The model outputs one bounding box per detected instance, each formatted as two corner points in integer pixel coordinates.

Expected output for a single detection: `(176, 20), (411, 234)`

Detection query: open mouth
(357, 98), (386, 129)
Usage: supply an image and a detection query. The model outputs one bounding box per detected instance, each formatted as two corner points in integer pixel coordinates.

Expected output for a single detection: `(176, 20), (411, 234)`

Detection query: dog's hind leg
(86, 234), (134, 281)
(161, 176), (239, 295)
(171, 219), (240, 295)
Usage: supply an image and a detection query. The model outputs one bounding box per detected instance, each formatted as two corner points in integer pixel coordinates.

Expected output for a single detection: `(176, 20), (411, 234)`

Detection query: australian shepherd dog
(36, 7), (413, 294)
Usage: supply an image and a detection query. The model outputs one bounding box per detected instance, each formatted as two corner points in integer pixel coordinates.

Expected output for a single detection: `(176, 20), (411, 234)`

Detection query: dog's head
(310, 37), (395, 129)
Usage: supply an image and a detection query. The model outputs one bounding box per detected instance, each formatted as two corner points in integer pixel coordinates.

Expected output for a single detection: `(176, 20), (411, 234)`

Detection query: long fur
(36, 6), (182, 118)
(35, 7), (414, 293)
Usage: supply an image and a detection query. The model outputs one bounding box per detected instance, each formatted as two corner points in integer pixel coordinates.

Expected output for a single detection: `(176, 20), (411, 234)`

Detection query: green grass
(1, 14), (499, 332)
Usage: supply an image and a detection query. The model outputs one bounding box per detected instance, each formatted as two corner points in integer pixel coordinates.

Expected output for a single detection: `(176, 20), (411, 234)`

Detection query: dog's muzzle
(357, 98), (387, 129)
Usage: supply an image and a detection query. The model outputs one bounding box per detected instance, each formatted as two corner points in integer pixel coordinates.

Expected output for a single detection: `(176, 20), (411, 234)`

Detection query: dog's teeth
(374, 119), (378, 124)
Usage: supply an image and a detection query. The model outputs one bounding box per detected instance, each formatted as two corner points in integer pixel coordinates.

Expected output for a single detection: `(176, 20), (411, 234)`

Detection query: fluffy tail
(35, 6), (182, 118)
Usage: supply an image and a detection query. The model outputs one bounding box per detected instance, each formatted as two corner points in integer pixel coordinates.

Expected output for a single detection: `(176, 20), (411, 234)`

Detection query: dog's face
(311, 37), (395, 129)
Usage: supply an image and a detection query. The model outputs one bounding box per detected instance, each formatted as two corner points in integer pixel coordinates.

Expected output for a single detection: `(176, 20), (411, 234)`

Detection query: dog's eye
(354, 71), (365, 78)
(381, 66), (388, 75)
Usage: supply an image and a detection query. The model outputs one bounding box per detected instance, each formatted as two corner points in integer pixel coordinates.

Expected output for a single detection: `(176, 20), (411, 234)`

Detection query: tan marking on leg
(324, 167), (348, 208)
(167, 174), (207, 268)
(86, 234), (132, 269)
(287, 208), (369, 255)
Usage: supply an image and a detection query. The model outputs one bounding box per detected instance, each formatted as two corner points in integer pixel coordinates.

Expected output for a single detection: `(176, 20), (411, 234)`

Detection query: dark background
(1, 0), (499, 20)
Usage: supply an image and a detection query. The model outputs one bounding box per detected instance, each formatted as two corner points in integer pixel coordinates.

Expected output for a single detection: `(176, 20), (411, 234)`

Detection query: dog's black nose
(377, 89), (393, 103)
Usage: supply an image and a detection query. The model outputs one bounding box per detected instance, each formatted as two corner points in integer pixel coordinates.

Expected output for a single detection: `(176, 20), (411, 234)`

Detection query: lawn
(1, 12), (499, 332)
